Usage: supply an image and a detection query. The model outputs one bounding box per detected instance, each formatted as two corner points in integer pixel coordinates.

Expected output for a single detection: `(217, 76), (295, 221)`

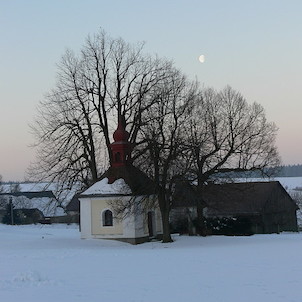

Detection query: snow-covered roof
(0, 195), (65, 217)
(0, 182), (71, 217)
(2, 182), (80, 203)
(81, 178), (131, 196)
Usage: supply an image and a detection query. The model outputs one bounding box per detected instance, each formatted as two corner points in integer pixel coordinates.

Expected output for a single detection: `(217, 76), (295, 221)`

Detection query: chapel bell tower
(110, 115), (132, 168)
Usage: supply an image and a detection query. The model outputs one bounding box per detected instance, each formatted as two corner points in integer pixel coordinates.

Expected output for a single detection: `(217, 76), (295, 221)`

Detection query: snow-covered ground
(1, 224), (302, 302)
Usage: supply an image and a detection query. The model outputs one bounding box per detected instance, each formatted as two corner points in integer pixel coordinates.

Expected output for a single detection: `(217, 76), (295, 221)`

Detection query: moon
(198, 55), (205, 63)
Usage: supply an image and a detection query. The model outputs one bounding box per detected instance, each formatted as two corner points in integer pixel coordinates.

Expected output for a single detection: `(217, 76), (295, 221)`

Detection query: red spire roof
(110, 115), (132, 172)
(113, 119), (130, 142)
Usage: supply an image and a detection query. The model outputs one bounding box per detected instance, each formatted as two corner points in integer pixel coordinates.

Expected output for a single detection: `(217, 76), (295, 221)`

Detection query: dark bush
(205, 216), (254, 236)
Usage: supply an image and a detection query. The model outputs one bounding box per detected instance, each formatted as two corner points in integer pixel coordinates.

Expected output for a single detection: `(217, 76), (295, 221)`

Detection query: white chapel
(79, 117), (162, 244)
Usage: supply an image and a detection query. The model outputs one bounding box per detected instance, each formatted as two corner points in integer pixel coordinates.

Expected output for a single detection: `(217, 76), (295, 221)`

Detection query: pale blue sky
(1, 0), (301, 181)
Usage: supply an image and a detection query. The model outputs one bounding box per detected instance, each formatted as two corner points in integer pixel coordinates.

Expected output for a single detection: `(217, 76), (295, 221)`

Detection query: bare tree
(29, 30), (170, 197)
(80, 31), (170, 157)
(185, 86), (280, 234)
(137, 69), (198, 242)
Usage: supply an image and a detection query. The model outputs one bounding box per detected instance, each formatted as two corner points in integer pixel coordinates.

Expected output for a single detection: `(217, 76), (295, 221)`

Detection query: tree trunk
(196, 205), (207, 236)
(194, 182), (207, 236)
(158, 192), (173, 243)
(161, 209), (173, 242)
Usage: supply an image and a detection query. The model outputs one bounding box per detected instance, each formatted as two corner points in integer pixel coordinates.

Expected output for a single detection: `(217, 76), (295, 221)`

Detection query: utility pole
(9, 196), (14, 225)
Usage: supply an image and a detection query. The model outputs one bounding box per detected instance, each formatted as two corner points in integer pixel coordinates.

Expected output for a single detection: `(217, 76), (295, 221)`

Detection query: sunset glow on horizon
(1, 0), (302, 181)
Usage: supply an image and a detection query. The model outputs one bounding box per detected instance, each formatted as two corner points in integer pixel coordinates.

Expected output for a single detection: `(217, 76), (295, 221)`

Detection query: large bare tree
(29, 30), (170, 196)
(185, 86), (280, 234)
(137, 69), (198, 242)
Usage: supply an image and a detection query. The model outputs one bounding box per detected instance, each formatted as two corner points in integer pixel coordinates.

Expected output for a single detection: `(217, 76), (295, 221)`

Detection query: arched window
(102, 209), (113, 226)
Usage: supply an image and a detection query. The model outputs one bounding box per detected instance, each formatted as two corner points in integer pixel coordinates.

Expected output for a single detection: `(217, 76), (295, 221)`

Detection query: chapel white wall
(80, 195), (163, 241)
(80, 197), (92, 239)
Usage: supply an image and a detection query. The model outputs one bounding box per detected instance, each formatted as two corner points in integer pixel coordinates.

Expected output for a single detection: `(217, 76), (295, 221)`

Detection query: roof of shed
(173, 181), (296, 215)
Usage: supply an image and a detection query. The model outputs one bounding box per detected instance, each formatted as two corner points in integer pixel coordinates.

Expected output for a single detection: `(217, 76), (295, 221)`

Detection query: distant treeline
(276, 165), (302, 177)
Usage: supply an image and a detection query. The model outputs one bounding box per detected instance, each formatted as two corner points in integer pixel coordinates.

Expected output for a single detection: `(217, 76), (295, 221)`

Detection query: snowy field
(1, 224), (302, 302)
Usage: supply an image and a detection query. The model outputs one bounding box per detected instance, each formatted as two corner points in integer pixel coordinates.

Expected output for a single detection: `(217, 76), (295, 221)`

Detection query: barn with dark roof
(171, 181), (298, 235)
